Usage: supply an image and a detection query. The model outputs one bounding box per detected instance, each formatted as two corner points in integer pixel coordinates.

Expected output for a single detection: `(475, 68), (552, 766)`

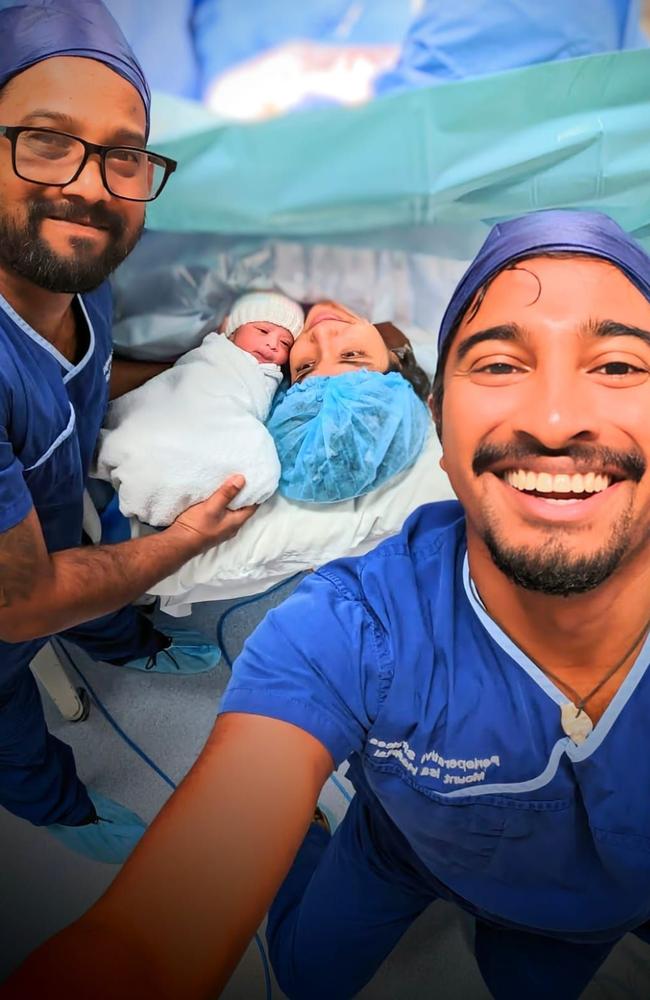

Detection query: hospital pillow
(129, 428), (455, 610)
(267, 371), (431, 503)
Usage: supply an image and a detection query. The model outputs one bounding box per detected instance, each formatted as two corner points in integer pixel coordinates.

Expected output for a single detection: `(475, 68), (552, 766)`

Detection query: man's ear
(430, 392), (443, 442)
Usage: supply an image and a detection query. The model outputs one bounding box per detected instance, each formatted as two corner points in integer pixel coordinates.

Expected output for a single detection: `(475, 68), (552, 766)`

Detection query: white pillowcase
(130, 430), (456, 612)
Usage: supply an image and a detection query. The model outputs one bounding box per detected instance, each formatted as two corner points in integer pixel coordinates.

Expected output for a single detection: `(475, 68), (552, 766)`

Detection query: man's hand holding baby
(168, 475), (257, 554)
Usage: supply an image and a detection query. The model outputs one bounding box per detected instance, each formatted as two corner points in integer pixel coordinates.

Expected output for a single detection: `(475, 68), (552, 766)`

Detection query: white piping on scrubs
(0, 290), (97, 473)
(24, 402), (76, 472)
(63, 296), (96, 384)
(0, 290), (96, 383)
(440, 553), (650, 798)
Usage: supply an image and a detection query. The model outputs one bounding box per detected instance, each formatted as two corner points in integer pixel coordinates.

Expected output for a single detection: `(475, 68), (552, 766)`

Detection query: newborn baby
(222, 292), (298, 365)
(95, 292), (304, 526)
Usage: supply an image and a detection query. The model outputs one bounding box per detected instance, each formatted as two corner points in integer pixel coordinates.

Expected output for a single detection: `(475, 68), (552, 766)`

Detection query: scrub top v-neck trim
(0, 280), (114, 686)
(462, 552), (650, 764)
(0, 289), (96, 382)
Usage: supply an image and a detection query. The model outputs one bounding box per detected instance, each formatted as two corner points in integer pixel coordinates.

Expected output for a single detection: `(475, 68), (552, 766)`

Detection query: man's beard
(473, 441), (646, 597)
(482, 514), (634, 597)
(0, 196), (143, 293)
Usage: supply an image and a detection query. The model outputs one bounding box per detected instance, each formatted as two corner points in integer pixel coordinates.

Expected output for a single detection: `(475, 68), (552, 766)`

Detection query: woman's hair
(388, 345), (431, 402)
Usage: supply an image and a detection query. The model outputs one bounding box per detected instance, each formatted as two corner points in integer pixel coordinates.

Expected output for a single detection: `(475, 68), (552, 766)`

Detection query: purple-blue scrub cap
(438, 210), (650, 351)
(0, 0), (151, 137)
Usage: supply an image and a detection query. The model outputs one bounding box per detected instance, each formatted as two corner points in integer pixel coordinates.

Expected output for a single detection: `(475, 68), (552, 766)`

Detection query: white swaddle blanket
(94, 333), (283, 526)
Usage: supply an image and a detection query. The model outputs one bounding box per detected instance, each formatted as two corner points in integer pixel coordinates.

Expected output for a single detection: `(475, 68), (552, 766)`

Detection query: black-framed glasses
(0, 125), (177, 202)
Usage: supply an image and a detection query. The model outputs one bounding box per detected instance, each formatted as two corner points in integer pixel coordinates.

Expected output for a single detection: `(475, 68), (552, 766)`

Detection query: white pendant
(560, 702), (593, 745)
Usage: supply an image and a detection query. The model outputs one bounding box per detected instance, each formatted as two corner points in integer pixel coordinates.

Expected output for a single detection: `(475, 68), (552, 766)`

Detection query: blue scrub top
(222, 500), (650, 942)
(0, 284), (113, 686)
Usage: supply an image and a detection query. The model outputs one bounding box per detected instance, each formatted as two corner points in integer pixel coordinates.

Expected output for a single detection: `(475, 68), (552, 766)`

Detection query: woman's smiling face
(289, 301), (394, 383)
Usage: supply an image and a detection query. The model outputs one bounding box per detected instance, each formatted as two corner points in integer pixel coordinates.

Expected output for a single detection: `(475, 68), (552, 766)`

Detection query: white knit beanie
(224, 291), (305, 339)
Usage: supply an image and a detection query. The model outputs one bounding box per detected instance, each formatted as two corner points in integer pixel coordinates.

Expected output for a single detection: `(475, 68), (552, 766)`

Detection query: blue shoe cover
(48, 790), (146, 864)
(124, 626), (221, 675)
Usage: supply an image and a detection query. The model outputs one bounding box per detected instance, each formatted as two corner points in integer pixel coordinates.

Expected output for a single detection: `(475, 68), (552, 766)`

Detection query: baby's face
(231, 322), (294, 365)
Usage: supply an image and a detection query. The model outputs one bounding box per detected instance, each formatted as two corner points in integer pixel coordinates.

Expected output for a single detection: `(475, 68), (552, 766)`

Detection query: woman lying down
(94, 293), (433, 526)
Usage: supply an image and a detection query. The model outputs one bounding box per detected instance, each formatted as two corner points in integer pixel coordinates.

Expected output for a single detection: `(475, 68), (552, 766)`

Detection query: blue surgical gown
(376, 0), (648, 95)
(0, 283), (113, 686)
(222, 500), (650, 941)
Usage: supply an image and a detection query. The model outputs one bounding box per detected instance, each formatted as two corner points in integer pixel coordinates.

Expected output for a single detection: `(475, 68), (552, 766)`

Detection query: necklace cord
(469, 574), (650, 718)
(539, 617), (650, 716)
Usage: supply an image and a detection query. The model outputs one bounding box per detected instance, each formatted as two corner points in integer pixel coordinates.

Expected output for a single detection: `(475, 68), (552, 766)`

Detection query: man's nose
(516, 367), (599, 447)
(61, 154), (111, 203)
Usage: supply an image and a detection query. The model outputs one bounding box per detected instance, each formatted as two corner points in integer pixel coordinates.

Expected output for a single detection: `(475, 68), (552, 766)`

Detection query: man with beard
(7, 209), (650, 999)
(0, 0), (254, 866)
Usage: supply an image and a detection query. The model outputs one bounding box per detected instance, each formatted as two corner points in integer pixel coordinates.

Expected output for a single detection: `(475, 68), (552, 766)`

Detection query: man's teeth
(504, 470), (611, 494)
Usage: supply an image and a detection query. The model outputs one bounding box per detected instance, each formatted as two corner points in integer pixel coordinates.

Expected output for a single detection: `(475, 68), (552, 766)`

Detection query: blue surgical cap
(0, 0), (151, 137)
(438, 210), (650, 350)
(267, 370), (431, 504)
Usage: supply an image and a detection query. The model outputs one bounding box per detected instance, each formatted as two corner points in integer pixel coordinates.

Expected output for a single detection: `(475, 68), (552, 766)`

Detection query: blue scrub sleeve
(220, 568), (393, 766)
(0, 384), (32, 533)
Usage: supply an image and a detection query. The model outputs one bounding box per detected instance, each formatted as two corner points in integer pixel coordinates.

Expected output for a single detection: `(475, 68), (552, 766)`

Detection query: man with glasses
(0, 0), (254, 864)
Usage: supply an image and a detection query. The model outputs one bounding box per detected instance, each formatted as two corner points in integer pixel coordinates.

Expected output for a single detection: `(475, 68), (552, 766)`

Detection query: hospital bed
(39, 46), (650, 714)
(105, 236), (459, 614)
(109, 46), (650, 613)
(38, 238), (460, 720)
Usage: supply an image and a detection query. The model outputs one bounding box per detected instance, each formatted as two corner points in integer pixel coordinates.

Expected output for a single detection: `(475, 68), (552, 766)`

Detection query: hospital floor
(1, 581), (649, 998)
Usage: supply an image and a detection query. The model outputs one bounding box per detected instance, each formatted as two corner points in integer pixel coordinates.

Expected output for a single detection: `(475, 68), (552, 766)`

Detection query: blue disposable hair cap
(0, 0), (151, 137)
(267, 370), (431, 504)
(438, 210), (650, 352)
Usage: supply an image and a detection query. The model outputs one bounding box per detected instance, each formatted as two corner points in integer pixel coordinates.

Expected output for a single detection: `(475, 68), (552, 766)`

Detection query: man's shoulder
(0, 324), (21, 404)
(81, 281), (113, 309)
(317, 500), (466, 602)
(79, 282), (114, 335)
(372, 499), (465, 560)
